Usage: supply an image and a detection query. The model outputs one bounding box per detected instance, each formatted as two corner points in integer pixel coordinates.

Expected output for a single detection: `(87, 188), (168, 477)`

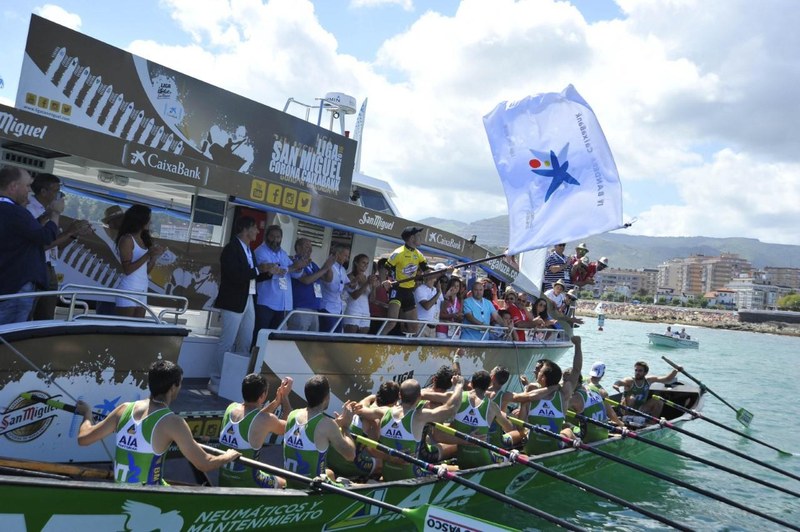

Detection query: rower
(358, 376), (463, 481)
(486, 366), (513, 447)
(567, 373), (624, 443)
(584, 361), (624, 428)
(282, 376), (359, 486)
(517, 336), (583, 455)
(612, 361), (681, 419)
(218, 374), (293, 488)
(327, 381), (400, 480)
(448, 370), (517, 468)
(75, 361), (240, 485)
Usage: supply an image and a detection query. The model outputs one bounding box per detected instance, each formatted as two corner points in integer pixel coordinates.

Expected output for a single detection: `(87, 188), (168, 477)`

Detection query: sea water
(496, 318), (800, 531)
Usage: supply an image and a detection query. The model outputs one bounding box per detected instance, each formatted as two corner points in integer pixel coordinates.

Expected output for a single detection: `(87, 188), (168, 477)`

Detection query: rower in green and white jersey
(282, 375), (359, 487)
(76, 361), (240, 485)
(517, 336), (583, 455)
(327, 381), (400, 480)
(219, 374), (292, 488)
(448, 370), (516, 468)
(358, 376), (464, 481)
(613, 360), (681, 418)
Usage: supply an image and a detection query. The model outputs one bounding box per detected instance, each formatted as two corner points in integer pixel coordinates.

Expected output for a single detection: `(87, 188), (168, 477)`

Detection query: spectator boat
(647, 332), (699, 349)
(0, 16), (571, 465)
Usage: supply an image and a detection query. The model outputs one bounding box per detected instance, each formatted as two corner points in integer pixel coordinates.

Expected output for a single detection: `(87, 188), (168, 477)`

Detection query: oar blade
(736, 408), (753, 427)
(405, 504), (519, 532)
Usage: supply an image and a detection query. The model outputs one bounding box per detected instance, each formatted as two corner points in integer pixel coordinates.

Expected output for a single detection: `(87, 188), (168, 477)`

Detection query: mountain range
(420, 216), (800, 270)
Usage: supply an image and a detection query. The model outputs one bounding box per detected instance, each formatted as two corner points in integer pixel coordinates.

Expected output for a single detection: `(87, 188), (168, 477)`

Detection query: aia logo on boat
(0, 391), (58, 443)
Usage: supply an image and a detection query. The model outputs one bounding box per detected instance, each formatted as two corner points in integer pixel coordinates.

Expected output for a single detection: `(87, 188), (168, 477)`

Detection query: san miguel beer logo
(0, 391), (58, 443)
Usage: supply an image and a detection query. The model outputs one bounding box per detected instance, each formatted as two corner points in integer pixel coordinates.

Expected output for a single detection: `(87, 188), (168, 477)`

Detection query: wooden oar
(653, 395), (793, 456)
(199, 443), (517, 532)
(607, 398), (800, 484)
(432, 423), (691, 531)
(354, 434), (586, 531)
(0, 457), (112, 480)
(661, 355), (754, 426)
(508, 416), (800, 531)
(572, 412), (800, 498)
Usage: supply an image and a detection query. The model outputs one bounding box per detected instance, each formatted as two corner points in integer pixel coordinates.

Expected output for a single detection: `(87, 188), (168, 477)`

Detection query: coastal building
(656, 254), (753, 296)
(593, 267), (658, 299)
(726, 274), (793, 310)
(704, 289), (736, 309)
(764, 267), (800, 291)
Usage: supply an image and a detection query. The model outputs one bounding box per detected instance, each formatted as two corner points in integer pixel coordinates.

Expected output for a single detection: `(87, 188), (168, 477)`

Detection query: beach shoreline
(576, 301), (800, 338)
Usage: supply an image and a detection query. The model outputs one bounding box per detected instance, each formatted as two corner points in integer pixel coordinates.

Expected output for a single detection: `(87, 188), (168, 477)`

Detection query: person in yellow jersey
(382, 226), (450, 335)
(76, 361), (240, 485)
(219, 374), (293, 488)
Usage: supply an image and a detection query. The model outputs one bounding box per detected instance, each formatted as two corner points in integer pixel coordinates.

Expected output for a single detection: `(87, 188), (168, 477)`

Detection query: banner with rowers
(15, 15), (355, 201)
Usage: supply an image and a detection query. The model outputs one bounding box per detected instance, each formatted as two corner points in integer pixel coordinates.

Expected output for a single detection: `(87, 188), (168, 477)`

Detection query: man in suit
(0, 166), (59, 325)
(209, 216), (270, 394)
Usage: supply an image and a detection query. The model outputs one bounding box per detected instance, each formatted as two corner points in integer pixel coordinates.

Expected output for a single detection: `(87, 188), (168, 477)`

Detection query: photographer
(414, 265), (446, 338)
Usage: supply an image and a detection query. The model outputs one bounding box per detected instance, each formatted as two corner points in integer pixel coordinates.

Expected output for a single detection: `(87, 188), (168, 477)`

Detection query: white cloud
(110, 0), (800, 244)
(350, 0), (414, 11)
(33, 4), (81, 30)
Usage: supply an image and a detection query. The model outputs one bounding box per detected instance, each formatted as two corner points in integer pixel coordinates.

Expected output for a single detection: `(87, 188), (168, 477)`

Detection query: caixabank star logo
(528, 143), (580, 201)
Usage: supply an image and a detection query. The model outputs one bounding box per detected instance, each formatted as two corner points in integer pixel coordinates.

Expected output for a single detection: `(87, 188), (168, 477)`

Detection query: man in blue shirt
(0, 166), (59, 325)
(287, 237), (335, 331)
(461, 279), (504, 340)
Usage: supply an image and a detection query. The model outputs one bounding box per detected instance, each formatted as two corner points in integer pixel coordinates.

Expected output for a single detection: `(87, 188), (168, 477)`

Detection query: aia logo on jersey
(118, 433), (138, 451)
(285, 427), (303, 449)
(219, 427), (239, 449)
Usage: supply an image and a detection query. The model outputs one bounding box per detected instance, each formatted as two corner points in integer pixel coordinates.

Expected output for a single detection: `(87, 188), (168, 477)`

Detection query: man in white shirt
(544, 279), (583, 335)
(26, 173), (90, 320)
(320, 243), (350, 332)
(414, 267), (444, 338)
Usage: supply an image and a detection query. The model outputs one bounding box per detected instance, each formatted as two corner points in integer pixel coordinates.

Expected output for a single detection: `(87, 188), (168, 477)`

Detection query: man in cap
(381, 226), (429, 335)
(414, 263), (446, 338)
(585, 361), (624, 426)
(542, 243), (569, 291)
(544, 280), (583, 335)
(574, 256), (609, 287)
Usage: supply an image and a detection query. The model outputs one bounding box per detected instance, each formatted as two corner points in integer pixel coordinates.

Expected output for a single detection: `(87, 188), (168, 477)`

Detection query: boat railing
(0, 284), (189, 325)
(274, 309), (568, 344)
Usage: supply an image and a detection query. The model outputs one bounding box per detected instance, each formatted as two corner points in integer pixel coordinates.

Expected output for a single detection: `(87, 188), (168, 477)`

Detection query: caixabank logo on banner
(426, 231), (465, 253)
(122, 143), (209, 186)
(0, 391), (58, 443)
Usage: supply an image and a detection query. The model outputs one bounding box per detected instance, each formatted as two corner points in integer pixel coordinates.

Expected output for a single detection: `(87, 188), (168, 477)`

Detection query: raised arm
(649, 367), (680, 384)
(560, 336), (583, 399)
(326, 401), (359, 461)
(420, 376), (464, 424)
(76, 401), (126, 446)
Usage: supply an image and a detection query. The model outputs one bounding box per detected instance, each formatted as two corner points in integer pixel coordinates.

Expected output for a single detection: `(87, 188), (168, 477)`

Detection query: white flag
(483, 85), (623, 255)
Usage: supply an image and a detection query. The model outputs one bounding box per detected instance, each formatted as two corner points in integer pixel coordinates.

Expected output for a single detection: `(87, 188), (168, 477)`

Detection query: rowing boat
(0, 382), (702, 530)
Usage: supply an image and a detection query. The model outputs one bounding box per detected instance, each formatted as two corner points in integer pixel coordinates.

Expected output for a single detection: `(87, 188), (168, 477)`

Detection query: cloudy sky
(1, 0), (798, 245)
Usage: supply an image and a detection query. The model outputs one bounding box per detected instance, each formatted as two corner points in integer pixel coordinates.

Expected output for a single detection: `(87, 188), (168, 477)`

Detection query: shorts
(388, 286), (416, 312)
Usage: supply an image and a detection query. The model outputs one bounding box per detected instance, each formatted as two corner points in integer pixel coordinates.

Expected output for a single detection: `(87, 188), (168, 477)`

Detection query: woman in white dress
(343, 254), (372, 334)
(114, 204), (164, 318)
